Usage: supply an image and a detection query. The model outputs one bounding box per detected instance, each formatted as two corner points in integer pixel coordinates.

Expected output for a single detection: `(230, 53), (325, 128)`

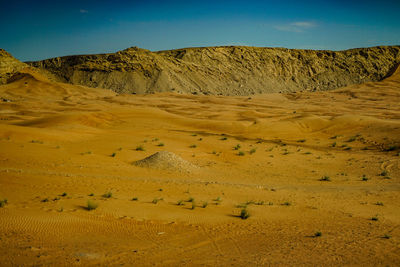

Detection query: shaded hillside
(25, 45), (400, 95)
(0, 49), (29, 84)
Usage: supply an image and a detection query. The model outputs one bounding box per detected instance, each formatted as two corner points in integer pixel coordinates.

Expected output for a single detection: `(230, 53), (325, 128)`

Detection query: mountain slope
(27, 46), (400, 95)
(0, 49), (29, 84)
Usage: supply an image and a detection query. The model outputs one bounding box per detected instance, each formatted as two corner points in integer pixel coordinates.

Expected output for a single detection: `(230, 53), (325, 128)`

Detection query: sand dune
(0, 61), (399, 266)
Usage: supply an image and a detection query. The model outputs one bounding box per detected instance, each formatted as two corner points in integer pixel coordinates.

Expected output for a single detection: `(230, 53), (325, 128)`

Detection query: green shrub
(214, 197), (222, 205)
(238, 151), (245, 156)
(189, 144), (197, 148)
(319, 176), (331, 181)
(314, 231), (322, 237)
(384, 145), (398, 151)
(103, 192), (112, 198)
(245, 200), (254, 205)
(131, 197), (138, 201)
(135, 145), (145, 151)
(157, 143), (164, 147)
(87, 200), (98, 210)
(347, 136), (357, 142)
(249, 148), (257, 154)
(233, 144), (241, 150)
(240, 208), (250, 219)
(0, 199), (7, 207)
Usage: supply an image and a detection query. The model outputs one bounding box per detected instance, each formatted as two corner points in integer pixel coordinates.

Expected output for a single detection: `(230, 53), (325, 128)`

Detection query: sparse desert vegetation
(0, 44), (399, 266)
(135, 145), (145, 151)
(0, 199), (8, 207)
(86, 200), (98, 210)
(319, 176), (331, 181)
(239, 208), (250, 219)
(233, 144), (241, 150)
(103, 192), (113, 198)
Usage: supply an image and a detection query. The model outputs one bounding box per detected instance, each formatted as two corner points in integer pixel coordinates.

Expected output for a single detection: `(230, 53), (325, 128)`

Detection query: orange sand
(0, 68), (399, 266)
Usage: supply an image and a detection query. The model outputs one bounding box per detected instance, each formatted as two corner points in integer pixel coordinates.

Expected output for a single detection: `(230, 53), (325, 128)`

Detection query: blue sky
(1, 0), (399, 61)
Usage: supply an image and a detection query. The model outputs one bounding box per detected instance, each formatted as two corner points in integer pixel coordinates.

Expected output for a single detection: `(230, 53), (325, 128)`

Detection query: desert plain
(0, 48), (400, 266)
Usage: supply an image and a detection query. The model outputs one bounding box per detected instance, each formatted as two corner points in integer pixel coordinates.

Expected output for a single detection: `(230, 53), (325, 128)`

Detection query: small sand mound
(133, 151), (197, 172)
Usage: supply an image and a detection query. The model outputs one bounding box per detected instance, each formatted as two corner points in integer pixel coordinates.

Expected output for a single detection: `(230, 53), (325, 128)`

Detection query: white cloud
(80, 9), (88, 14)
(274, 21), (317, 33)
(291, 22), (315, 28)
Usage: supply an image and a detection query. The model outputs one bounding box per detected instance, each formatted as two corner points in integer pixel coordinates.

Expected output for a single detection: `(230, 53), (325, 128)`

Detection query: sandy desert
(0, 47), (400, 266)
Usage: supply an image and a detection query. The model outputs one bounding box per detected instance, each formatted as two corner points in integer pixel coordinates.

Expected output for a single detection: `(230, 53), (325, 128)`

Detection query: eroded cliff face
(21, 46), (400, 95)
(0, 49), (29, 84)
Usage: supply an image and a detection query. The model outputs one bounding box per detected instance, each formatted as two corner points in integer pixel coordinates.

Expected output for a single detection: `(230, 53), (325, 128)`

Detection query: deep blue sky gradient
(1, 0), (399, 61)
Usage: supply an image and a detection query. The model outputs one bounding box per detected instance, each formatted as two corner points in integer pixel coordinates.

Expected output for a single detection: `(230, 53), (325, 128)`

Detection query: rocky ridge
(2, 46), (400, 95)
(0, 49), (29, 84)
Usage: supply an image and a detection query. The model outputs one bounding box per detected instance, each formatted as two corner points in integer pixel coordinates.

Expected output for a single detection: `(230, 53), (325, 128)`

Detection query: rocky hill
(0, 49), (29, 84)
(10, 46), (400, 95)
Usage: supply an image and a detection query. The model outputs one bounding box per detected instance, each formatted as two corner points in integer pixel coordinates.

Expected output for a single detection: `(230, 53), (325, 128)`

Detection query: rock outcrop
(1, 46), (398, 95)
(0, 49), (29, 84)
(133, 151), (197, 172)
